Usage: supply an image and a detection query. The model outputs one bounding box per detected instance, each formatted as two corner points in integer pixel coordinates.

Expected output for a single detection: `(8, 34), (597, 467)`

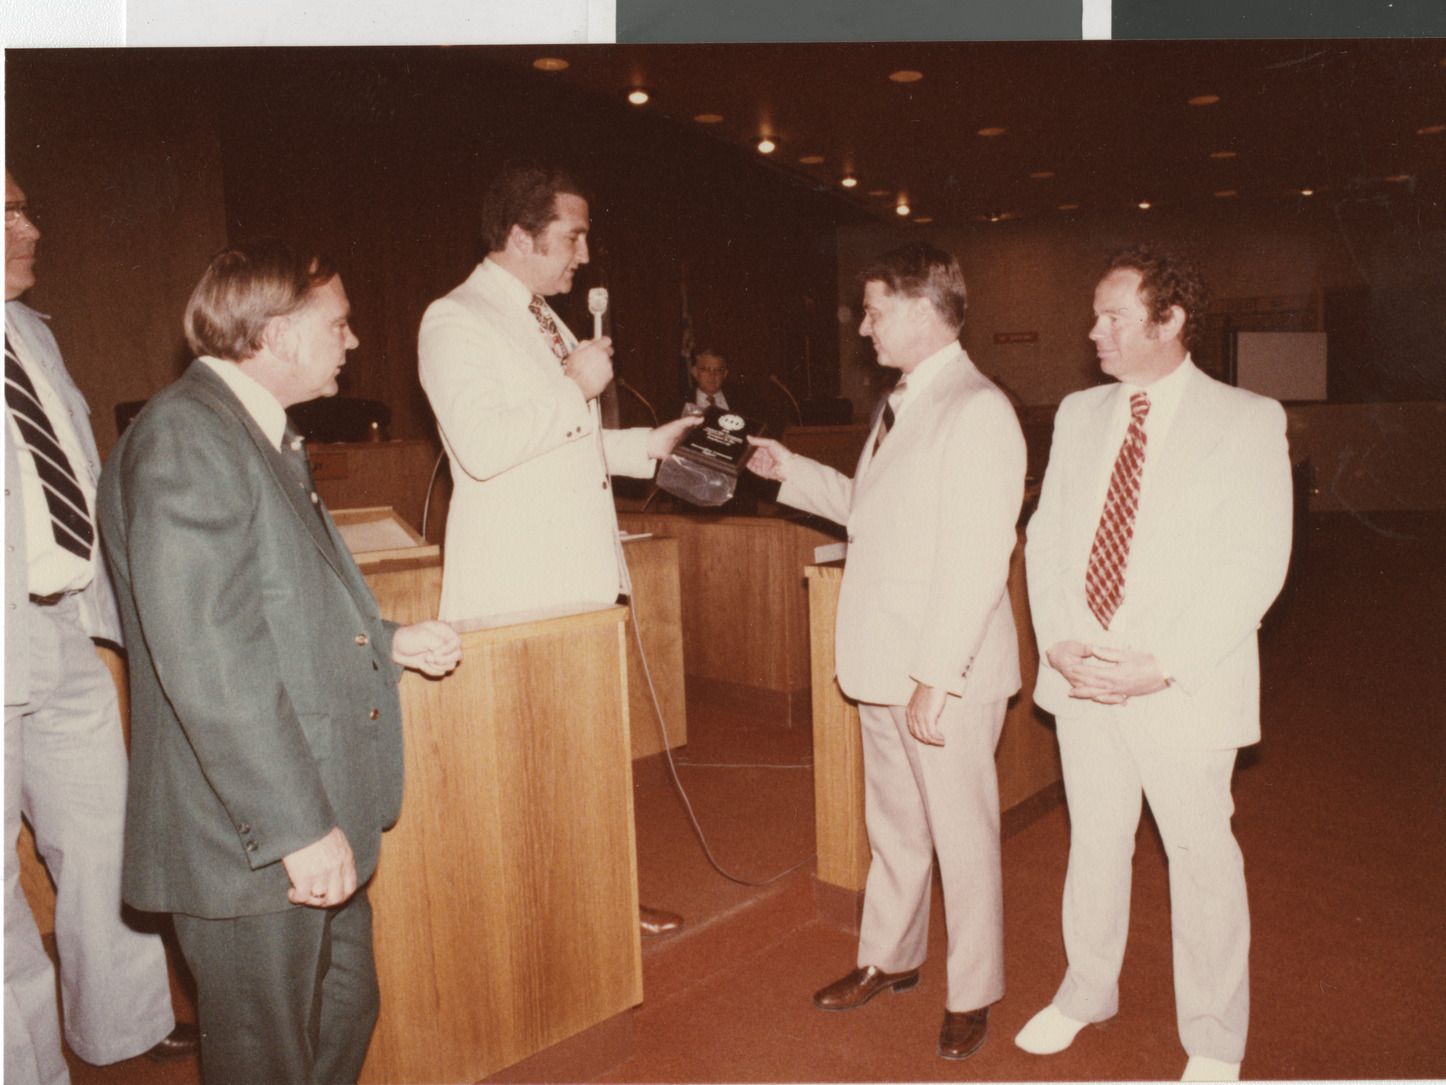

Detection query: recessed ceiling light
(1300, 188), (1315, 197)
(1385, 174), (1412, 182)
(1215, 189), (1238, 198)
(1210, 150), (1238, 159)
(912, 216), (934, 224)
(895, 203), (911, 217)
(756, 138), (777, 154)
(868, 189), (891, 197)
(533, 57), (569, 72)
(1189, 94), (1220, 106)
(1058, 203), (1080, 211)
(1417, 124), (1445, 135)
(1030, 171), (1055, 180)
(977, 126), (1007, 137)
(840, 176), (858, 188)
(627, 89), (650, 106)
(799, 155), (825, 165)
(694, 113), (724, 124)
(889, 70), (924, 83)
(1138, 201), (1152, 210)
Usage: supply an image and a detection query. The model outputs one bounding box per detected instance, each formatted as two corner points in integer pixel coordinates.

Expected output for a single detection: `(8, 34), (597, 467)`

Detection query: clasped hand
(391, 620), (463, 677)
(1045, 640), (1168, 704)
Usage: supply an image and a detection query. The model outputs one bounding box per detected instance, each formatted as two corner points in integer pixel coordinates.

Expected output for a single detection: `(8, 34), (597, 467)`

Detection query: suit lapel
(1140, 368), (1226, 524)
(182, 365), (376, 614)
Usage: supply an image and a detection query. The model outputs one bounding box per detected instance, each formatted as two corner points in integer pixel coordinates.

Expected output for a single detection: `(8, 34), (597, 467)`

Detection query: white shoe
(1013, 1005), (1088, 1055)
(1181, 1055), (1241, 1081)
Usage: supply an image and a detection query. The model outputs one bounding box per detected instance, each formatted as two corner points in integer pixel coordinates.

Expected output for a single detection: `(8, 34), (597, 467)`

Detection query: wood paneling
(618, 512), (839, 726)
(622, 537), (687, 759)
(309, 439), (449, 544)
(362, 556), (641, 1084)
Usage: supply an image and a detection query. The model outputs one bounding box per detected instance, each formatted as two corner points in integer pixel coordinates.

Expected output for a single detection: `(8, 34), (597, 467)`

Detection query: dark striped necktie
(4, 334), (94, 561)
(872, 379), (907, 456)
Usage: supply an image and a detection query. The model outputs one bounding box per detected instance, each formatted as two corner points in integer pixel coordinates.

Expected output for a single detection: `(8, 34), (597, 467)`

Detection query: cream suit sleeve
(776, 455), (855, 526)
(909, 389), (1025, 692)
(1023, 392), (1083, 660)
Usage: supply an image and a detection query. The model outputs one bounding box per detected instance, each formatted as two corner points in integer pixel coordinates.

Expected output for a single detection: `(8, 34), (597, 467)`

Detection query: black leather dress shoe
(639, 905), (684, 937)
(144, 1022), (200, 1063)
(812, 965), (921, 1011)
(938, 1007), (989, 1060)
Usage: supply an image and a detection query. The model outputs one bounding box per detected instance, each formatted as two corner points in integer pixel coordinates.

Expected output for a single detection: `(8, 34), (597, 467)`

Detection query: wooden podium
(359, 554), (643, 1084)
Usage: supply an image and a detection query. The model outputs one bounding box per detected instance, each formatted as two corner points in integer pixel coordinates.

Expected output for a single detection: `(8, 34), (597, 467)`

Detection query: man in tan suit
(1017, 243), (1292, 1081)
(747, 242), (1025, 1060)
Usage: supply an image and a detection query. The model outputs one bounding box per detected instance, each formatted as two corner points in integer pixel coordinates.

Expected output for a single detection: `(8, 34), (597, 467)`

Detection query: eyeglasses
(4, 202), (36, 228)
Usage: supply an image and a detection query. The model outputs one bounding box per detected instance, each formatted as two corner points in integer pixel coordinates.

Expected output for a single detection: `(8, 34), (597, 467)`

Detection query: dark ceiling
(473, 40), (1446, 229)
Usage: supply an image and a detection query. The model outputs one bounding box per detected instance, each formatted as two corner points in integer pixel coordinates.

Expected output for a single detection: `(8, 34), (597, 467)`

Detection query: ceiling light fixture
(1030, 170), (1055, 180)
(1138, 201), (1152, 210)
(889, 70), (924, 83)
(913, 216), (933, 224)
(1300, 188), (1315, 196)
(627, 89), (650, 105)
(1210, 150), (1238, 159)
(977, 126), (1007, 137)
(1215, 189), (1238, 198)
(756, 137), (777, 154)
(533, 57), (569, 72)
(895, 202), (911, 217)
(840, 176), (858, 188)
(799, 155), (825, 165)
(868, 189), (890, 197)
(1188, 94), (1220, 106)
(693, 113), (723, 124)
(1058, 203), (1080, 211)
(1417, 124), (1445, 135)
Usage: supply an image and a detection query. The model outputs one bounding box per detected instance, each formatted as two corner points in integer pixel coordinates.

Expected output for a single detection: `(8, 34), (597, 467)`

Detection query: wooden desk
(617, 512), (839, 727)
(805, 536), (1061, 905)
(360, 554), (642, 1084)
(622, 535), (687, 758)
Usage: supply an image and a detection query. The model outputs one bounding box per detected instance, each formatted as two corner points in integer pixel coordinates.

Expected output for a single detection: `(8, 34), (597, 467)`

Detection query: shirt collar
(1119, 354), (1194, 441)
(481, 255), (540, 310)
(199, 355), (289, 450)
(895, 340), (961, 406)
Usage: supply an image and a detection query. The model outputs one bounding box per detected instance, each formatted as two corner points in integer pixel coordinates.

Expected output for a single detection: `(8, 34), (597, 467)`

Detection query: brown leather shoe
(938, 1007), (989, 1060)
(639, 905), (684, 937)
(144, 1022), (200, 1063)
(812, 965), (920, 1010)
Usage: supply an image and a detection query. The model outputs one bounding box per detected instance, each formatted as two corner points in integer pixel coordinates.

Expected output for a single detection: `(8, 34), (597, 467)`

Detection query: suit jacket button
(238, 822), (251, 834)
(369, 708), (380, 720)
(355, 633), (368, 646)
(245, 840), (258, 853)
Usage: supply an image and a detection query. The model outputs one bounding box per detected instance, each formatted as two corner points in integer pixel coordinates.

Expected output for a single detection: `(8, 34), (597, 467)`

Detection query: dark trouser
(173, 889), (378, 1085)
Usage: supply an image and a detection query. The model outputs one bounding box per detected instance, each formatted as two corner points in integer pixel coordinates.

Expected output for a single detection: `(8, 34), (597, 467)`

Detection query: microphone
(588, 287), (609, 339)
(770, 374), (803, 425)
(614, 377), (658, 425)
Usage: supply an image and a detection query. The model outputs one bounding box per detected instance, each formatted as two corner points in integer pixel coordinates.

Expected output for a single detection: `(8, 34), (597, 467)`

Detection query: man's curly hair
(1105, 243), (1211, 352)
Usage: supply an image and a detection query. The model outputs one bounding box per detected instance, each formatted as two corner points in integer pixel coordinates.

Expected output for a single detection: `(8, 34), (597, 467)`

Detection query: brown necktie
(529, 296), (568, 362)
(1085, 391), (1150, 630)
(872, 379), (907, 456)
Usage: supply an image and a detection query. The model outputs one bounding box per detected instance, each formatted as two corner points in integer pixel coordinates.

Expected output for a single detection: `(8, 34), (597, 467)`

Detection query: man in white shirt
(1017, 243), (1293, 1081)
(418, 165), (696, 937)
(4, 170), (197, 1085)
(748, 243), (1025, 1060)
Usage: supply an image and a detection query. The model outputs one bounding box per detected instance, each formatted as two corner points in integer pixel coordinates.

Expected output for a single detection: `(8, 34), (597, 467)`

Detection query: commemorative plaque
(656, 406), (768, 507)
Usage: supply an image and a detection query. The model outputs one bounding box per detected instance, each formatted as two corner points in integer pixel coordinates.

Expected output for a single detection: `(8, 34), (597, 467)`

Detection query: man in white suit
(1016, 243), (1292, 1081)
(748, 243), (1025, 1060)
(4, 171), (196, 1085)
(418, 165), (695, 937)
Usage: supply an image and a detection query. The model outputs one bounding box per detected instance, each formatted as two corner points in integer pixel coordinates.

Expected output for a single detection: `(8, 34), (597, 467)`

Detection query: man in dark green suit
(97, 239), (461, 1085)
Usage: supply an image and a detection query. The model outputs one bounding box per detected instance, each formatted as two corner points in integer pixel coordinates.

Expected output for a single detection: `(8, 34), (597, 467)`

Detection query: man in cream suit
(99, 239), (461, 1084)
(5, 171), (196, 1085)
(748, 243), (1025, 1060)
(1016, 243), (1292, 1081)
(418, 165), (695, 937)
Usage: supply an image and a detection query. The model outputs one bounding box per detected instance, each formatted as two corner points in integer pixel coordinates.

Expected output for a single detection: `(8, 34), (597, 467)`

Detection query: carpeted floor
(62, 510), (1446, 1083)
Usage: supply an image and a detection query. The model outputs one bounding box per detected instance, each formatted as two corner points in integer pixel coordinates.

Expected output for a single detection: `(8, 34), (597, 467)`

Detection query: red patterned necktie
(1085, 391), (1150, 630)
(529, 295), (568, 362)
